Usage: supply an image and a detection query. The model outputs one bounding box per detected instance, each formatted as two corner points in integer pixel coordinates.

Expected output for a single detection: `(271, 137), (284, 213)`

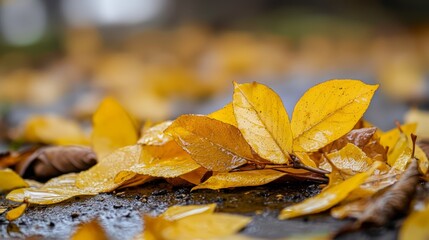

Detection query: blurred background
(1, 0), (429, 146)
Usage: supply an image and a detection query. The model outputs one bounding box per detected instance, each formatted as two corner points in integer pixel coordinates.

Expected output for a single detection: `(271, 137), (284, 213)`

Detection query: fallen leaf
(16, 115), (89, 145)
(6, 203), (27, 221)
(179, 167), (208, 185)
(114, 150), (200, 182)
(321, 143), (373, 173)
(335, 157), (420, 236)
(142, 204), (251, 240)
(0, 207), (6, 214)
(76, 145), (143, 192)
(208, 102), (238, 127)
(138, 121), (173, 145)
(291, 80), (378, 152)
(165, 115), (253, 172)
(91, 97), (138, 160)
(278, 161), (381, 219)
(380, 123), (417, 150)
(0, 168), (29, 192)
(71, 219), (108, 240)
(399, 202), (429, 240)
(192, 169), (286, 190)
(323, 127), (377, 152)
(233, 82), (293, 164)
(16, 146), (97, 180)
(6, 173), (97, 204)
(160, 203), (216, 221)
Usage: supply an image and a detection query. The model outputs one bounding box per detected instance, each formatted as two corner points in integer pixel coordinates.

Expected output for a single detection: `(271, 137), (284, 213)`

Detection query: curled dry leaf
(16, 146), (97, 180)
(91, 97), (138, 160)
(208, 102), (238, 127)
(16, 115), (89, 146)
(71, 219), (108, 240)
(291, 80), (378, 152)
(278, 161), (382, 220)
(165, 115), (253, 172)
(0, 168), (29, 192)
(335, 158), (420, 236)
(233, 82), (292, 164)
(6, 173), (97, 204)
(6, 203), (28, 221)
(76, 145), (145, 192)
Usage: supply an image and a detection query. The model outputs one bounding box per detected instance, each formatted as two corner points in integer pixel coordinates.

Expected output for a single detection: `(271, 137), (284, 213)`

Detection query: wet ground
(0, 180), (405, 240)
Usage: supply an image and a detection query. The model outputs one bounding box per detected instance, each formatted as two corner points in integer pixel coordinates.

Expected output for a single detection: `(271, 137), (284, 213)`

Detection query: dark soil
(0, 180), (413, 240)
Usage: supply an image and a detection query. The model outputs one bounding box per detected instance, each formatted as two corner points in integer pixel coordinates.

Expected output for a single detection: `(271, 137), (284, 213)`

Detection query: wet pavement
(0, 180), (403, 240)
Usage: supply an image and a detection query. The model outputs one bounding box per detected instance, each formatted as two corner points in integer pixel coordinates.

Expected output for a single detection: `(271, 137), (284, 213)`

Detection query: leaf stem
(290, 154), (330, 175)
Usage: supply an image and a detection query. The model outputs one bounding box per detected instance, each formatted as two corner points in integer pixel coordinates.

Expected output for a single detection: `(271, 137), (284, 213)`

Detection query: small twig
(290, 154), (330, 175)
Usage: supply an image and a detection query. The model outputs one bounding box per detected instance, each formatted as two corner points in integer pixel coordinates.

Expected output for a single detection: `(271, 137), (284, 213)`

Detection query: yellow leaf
(399, 203), (429, 240)
(6, 173), (97, 204)
(0, 168), (29, 192)
(233, 82), (292, 164)
(291, 80), (378, 152)
(161, 203), (216, 221)
(71, 219), (108, 240)
(92, 97), (138, 159)
(380, 123), (416, 149)
(415, 145), (428, 174)
(76, 145), (143, 192)
(0, 207), (6, 214)
(138, 121), (173, 145)
(179, 167), (208, 185)
(161, 213), (251, 240)
(165, 115), (253, 172)
(192, 169), (286, 190)
(114, 151), (200, 182)
(278, 161), (381, 219)
(208, 102), (238, 127)
(18, 115), (89, 145)
(293, 152), (317, 168)
(6, 203), (27, 221)
(324, 143), (373, 172)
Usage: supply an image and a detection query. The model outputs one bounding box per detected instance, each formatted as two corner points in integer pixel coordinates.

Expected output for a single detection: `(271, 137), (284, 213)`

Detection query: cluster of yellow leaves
(2, 79), (429, 238)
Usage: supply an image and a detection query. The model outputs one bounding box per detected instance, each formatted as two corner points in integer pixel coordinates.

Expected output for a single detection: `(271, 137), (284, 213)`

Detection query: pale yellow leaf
(162, 213), (251, 240)
(324, 143), (373, 172)
(292, 80), (378, 152)
(0, 168), (29, 192)
(138, 121), (173, 145)
(192, 169), (286, 190)
(71, 219), (108, 240)
(165, 115), (253, 172)
(76, 145), (142, 192)
(92, 97), (138, 159)
(18, 115), (89, 145)
(233, 82), (292, 164)
(380, 123), (416, 149)
(161, 204), (216, 221)
(6, 173), (97, 204)
(0, 207), (6, 214)
(278, 161), (381, 219)
(6, 203), (27, 221)
(208, 102), (238, 127)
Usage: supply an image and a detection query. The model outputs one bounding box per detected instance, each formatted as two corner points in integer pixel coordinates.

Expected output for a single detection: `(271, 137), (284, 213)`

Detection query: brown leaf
(16, 146), (97, 180)
(335, 157), (420, 237)
(322, 127), (377, 153)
